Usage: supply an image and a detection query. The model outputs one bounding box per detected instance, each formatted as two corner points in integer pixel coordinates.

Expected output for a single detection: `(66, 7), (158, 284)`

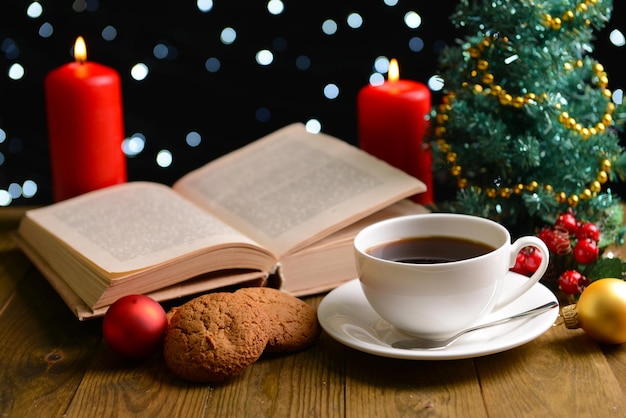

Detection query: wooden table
(1, 208), (625, 418)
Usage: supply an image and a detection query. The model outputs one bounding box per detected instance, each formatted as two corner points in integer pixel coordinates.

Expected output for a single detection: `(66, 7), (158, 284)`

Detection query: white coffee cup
(354, 213), (549, 339)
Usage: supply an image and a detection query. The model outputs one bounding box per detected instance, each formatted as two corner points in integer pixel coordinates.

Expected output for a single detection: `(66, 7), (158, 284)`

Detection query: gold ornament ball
(563, 278), (626, 344)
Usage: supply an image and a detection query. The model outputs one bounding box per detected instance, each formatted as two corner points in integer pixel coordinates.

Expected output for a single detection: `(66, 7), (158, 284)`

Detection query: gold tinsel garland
(433, 30), (616, 208)
(542, 0), (601, 31)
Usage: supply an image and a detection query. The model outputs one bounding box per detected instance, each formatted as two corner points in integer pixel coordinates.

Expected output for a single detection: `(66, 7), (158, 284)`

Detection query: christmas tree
(432, 0), (626, 242)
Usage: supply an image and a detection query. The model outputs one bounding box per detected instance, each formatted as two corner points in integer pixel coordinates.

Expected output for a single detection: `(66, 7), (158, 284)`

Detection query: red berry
(522, 246), (543, 274)
(577, 275), (591, 292)
(555, 212), (579, 235)
(511, 247), (543, 276)
(538, 226), (571, 255)
(573, 238), (599, 264)
(538, 227), (558, 253)
(558, 270), (584, 295)
(576, 222), (600, 242)
(511, 251), (529, 275)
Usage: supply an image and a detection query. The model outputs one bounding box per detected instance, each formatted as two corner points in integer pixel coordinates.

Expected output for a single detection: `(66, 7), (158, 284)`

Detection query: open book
(15, 123), (427, 319)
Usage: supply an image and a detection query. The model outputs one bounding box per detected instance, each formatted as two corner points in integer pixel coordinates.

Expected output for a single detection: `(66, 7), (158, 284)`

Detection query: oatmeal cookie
(236, 287), (321, 353)
(163, 292), (270, 382)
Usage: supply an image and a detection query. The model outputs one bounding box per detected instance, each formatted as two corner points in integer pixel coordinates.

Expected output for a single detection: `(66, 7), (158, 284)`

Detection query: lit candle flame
(388, 58), (399, 82)
(74, 36), (87, 64)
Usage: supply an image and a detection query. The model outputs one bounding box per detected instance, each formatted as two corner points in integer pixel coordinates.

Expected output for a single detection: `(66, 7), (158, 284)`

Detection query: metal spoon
(391, 301), (559, 350)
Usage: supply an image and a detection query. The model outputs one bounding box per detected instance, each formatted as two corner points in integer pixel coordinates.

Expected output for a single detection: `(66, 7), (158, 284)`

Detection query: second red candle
(357, 59), (433, 204)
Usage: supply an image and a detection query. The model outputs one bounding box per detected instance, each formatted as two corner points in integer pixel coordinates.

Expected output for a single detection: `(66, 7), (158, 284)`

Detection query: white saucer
(317, 272), (559, 360)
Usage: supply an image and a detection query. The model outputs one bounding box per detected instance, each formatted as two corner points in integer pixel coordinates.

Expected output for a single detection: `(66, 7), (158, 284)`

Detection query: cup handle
(493, 236), (550, 310)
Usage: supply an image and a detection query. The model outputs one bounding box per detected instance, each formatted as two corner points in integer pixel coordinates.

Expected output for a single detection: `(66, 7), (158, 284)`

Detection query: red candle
(45, 36), (127, 202)
(357, 59), (433, 204)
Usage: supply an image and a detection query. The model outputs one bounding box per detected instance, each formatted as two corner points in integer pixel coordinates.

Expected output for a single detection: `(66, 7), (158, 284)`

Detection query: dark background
(0, 1), (624, 205)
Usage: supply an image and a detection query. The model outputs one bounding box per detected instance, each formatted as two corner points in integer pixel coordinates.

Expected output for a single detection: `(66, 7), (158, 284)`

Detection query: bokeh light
(0, 2), (623, 205)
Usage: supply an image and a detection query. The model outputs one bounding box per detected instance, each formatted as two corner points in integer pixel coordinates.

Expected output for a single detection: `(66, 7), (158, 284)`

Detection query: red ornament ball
(102, 294), (168, 360)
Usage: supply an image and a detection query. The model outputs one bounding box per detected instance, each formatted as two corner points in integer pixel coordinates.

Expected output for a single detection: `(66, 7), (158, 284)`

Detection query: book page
(21, 182), (270, 273)
(173, 123), (425, 256)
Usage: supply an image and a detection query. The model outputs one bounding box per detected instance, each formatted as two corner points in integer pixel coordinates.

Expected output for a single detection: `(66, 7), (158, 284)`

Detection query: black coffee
(366, 236), (496, 264)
